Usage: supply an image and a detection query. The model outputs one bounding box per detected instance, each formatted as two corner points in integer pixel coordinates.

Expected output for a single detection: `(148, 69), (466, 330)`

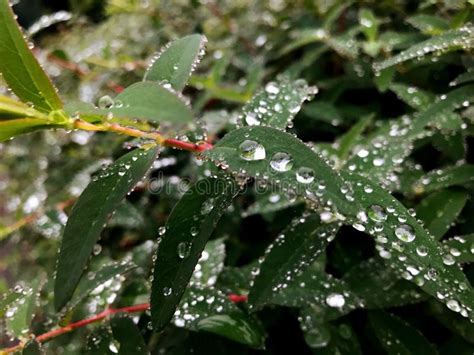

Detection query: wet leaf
(249, 214), (339, 309)
(86, 326), (114, 355)
(412, 165), (474, 194)
(0, 1), (63, 112)
(369, 310), (437, 355)
(111, 316), (149, 354)
(22, 339), (43, 355)
(0, 117), (60, 142)
(144, 34), (206, 91)
(407, 15), (449, 35)
(151, 176), (237, 331)
(0, 95), (46, 119)
(54, 147), (158, 310)
(443, 234), (474, 264)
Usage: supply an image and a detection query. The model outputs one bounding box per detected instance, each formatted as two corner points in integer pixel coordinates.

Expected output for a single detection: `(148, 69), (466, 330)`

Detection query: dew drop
(163, 287), (172, 296)
(296, 167), (315, 184)
(98, 95), (114, 109)
(395, 224), (415, 242)
(270, 152), (293, 172)
(367, 205), (387, 223)
(239, 140), (266, 161)
(326, 293), (345, 308)
(177, 242), (192, 259)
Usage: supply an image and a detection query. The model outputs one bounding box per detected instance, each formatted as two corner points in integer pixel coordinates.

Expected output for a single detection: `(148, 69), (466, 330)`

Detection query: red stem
(163, 138), (213, 152)
(1, 294), (247, 353)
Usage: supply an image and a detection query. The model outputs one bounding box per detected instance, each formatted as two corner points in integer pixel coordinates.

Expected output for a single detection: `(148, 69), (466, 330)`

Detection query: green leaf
(373, 25), (474, 71)
(204, 126), (360, 217)
(0, 0), (63, 112)
(343, 258), (427, 309)
(336, 114), (372, 161)
(54, 147), (158, 310)
(412, 165), (474, 194)
(389, 83), (434, 110)
(359, 9), (378, 42)
(344, 172), (474, 320)
(69, 261), (137, 310)
(5, 280), (41, 339)
(407, 15), (450, 35)
(86, 326), (114, 355)
(111, 316), (149, 354)
(0, 117), (59, 142)
(297, 305), (331, 348)
(415, 188), (468, 239)
(190, 237), (226, 287)
(0, 287), (23, 318)
(241, 76), (317, 130)
(443, 234), (474, 264)
(144, 34), (206, 91)
(151, 176), (237, 331)
(173, 286), (266, 348)
(369, 310), (438, 355)
(450, 70), (474, 86)
(242, 190), (299, 217)
(0, 95), (47, 119)
(108, 82), (193, 124)
(197, 313), (266, 349)
(249, 214), (339, 309)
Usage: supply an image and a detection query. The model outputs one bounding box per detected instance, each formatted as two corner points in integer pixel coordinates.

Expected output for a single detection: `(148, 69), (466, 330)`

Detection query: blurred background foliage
(1, 0), (474, 353)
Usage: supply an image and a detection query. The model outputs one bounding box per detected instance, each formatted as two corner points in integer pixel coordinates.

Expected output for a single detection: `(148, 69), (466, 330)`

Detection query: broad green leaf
(0, 0), (63, 112)
(111, 316), (149, 354)
(190, 237), (226, 287)
(428, 299), (474, 344)
(248, 214), (339, 309)
(443, 234), (474, 264)
(68, 261), (137, 310)
(144, 34), (206, 91)
(369, 310), (437, 355)
(298, 305), (331, 348)
(204, 126), (360, 217)
(22, 339), (43, 355)
(0, 117), (60, 142)
(5, 280), (41, 339)
(241, 76), (317, 130)
(174, 287), (266, 348)
(242, 190), (299, 217)
(54, 147), (158, 310)
(416, 188), (468, 239)
(303, 101), (342, 124)
(151, 176), (238, 331)
(344, 172), (474, 320)
(106, 82), (193, 124)
(389, 83), (434, 110)
(108, 201), (144, 228)
(412, 165), (474, 194)
(407, 15), (450, 35)
(0, 95), (47, 119)
(343, 258), (427, 309)
(373, 25), (474, 71)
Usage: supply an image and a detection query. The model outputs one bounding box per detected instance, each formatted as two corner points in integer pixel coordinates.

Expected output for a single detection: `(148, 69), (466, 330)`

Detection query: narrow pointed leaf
(443, 234), (474, 264)
(0, 0), (63, 112)
(144, 34), (206, 91)
(111, 316), (149, 354)
(0, 118), (59, 142)
(204, 126), (359, 217)
(416, 188), (468, 239)
(249, 214), (339, 309)
(374, 26), (474, 71)
(369, 310), (437, 355)
(54, 147), (158, 310)
(151, 176), (237, 331)
(412, 165), (474, 194)
(345, 171), (474, 320)
(241, 76), (317, 130)
(0, 95), (47, 119)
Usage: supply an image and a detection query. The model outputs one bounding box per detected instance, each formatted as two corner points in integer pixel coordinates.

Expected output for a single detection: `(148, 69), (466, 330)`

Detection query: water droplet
(201, 198), (215, 215)
(296, 167), (315, 184)
(239, 140), (266, 161)
(416, 246), (428, 257)
(158, 226), (166, 236)
(270, 152), (293, 172)
(245, 112), (261, 126)
(395, 224), (415, 242)
(367, 205), (387, 223)
(326, 293), (345, 308)
(177, 242), (192, 259)
(446, 299), (461, 312)
(163, 287), (172, 296)
(190, 226), (198, 236)
(98, 95), (114, 109)
(265, 82), (280, 95)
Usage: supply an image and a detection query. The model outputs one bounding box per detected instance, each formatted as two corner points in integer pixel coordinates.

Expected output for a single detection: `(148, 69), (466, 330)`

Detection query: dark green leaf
(443, 234), (474, 264)
(369, 310), (438, 355)
(144, 34), (206, 91)
(54, 147), (158, 310)
(22, 339), (43, 355)
(151, 176), (237, 331)
(412, 165), (474, 194)
(407, 15), (450, 35)
(416, 188), (468, 239)
(0, 0), (63, 112)
(111, 316), (149, 354)
(86, 326), (114, 355)
(249, 214), (339, 309)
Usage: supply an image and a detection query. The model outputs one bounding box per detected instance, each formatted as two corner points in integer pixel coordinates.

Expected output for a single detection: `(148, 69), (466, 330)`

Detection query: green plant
(1, 0), (474, 353)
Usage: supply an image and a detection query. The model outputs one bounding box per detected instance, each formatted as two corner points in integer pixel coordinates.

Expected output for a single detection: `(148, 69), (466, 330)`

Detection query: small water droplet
(177, 242), (192, 259)
(367, 205), (387, 223)
(270, 152), (293, 172)
(296, 167), (315, 184)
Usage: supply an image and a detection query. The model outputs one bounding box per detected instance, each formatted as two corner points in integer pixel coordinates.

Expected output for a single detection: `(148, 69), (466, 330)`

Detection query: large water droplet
(367, 205), (387, 223)
(296, 167), (315, 184)
(270, 152), (293, 172)
(177, 242), (192, 259)
(395, 224), (415, 242)
(239, 140), (266, 161)
(326, 293), (345, 308)
(98, 95), (114, 109)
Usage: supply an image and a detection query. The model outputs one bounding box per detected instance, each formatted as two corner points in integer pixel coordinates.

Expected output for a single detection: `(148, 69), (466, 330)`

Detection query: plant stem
(73, 119), (213, 152)
(0, 294), (247, 353)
